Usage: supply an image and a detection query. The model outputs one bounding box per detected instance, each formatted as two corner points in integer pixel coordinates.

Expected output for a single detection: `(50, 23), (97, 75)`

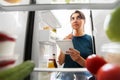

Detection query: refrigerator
(0, 0), (119, 80)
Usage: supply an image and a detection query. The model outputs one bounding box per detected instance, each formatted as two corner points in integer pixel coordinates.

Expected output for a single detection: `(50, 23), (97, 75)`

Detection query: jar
(101, 42), (120, 65)
(47, 59), (55, 68)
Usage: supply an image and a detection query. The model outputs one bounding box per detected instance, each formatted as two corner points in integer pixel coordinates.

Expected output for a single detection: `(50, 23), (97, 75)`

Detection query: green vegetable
(0, 60), (35, 80)
(105, 7), (120, 42)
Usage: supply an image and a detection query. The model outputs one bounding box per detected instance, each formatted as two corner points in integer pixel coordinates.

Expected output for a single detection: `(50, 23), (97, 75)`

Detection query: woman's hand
(66, 48), (86, 67)
(66, 48), (81, 62)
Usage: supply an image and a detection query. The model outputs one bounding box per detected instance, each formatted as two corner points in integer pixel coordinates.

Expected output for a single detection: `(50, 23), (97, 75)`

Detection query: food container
(0, 32), (18, 70)
(101, 42), (120, 65)
(47, 59), (55, 68)
(0, 54), (18, 70)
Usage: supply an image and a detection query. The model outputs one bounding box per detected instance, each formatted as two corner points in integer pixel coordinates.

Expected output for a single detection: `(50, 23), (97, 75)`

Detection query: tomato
(85, 54), (107, 75)
(97, 63), (120, 80)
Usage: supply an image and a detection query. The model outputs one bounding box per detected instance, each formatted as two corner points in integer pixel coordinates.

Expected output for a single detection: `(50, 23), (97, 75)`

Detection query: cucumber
(0, 60), (35, 80)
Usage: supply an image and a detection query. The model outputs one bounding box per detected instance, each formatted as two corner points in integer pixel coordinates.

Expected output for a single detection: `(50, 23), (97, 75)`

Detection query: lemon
(105, 7), (120, 42)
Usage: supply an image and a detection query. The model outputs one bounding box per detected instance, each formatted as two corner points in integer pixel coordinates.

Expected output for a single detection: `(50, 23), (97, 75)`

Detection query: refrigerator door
(31, 10), (60, 80)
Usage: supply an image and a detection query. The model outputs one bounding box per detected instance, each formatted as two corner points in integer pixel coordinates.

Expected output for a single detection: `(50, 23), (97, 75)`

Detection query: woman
(58, 10), (94, 80)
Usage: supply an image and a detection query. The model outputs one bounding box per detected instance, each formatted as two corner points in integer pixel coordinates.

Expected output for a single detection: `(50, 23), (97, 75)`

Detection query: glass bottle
(47, 53), (58, 68)
(47, 59), (55, 68)
(52, 53), (58, 68)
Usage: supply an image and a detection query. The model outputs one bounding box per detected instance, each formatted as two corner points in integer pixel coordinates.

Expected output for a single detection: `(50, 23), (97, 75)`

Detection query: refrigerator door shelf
(39, 30), (56, 43)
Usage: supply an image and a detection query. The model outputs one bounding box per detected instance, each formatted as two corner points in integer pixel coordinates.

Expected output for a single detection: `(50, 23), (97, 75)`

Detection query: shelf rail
(0, 1), (120, 11)
(34, 68), (88, 72)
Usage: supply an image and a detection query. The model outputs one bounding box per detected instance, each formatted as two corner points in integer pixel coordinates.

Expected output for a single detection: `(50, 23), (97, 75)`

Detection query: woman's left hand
(66, 48), (81, 62)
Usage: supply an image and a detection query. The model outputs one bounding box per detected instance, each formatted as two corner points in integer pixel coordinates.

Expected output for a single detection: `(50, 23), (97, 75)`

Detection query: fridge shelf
(0, 0), (120, 11)
(34, 68), (88, 72)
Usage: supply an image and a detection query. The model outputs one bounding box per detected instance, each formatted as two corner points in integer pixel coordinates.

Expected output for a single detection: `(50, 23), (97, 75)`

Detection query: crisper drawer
(39, 30), (56, 42)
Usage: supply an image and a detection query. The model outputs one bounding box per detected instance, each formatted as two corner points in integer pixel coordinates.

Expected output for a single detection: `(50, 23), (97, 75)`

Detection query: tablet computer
(56, 40), (74, 54)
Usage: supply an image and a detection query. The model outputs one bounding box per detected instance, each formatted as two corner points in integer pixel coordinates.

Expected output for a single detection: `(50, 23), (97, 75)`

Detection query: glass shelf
(36, 0), (117, 4)
(0, 0), (120, 11)
(34, 68), (88, 72)
(0, 0), (30, 6)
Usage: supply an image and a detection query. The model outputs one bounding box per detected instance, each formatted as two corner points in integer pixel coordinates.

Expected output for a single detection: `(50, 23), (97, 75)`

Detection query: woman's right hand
(66, 48), (81, 62)
(66, 48), (86, 67)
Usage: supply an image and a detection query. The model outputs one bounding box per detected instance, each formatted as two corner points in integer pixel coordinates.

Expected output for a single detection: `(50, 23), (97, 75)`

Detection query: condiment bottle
(52, 54), (58, 68)
(47, 54), (57, 68)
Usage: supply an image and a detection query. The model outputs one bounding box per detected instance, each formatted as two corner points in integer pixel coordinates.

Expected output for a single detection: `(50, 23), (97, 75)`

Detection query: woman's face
(70, 13), (85, 30)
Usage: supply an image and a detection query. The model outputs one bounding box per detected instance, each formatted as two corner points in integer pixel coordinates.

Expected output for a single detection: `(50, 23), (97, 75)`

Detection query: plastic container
(0, 54), (18, 70)
(101, 42), (120, 65)
(0, 32), (18, 70)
